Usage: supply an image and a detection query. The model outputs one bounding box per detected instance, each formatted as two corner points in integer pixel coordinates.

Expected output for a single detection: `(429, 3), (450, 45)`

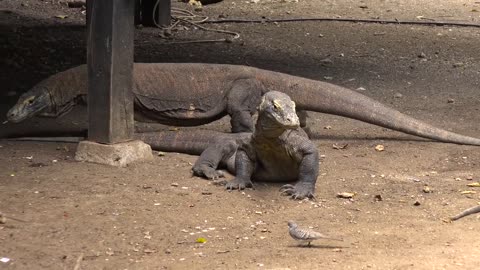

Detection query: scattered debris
(54, 15), (68, 19)
(73, 253), (84, 270)
(356, 87), (366, 91)
(394, 93), (403, 99)
(452, 62), (464, 68)
(196, 237), (207, 243)
(157, 151), (166, 156)
(447, 98), (455, 104)
(320, 58), (333, 65)
(374, 145), (385, 152)
(171, 183), (179, 187)
(374, 194), (383, 202)
(418, 52), (427, 58)
(466, 182), (480, 187)
(0, 258), (11, 263)
(460, 190), (476, 195)
(143, 248), (156, 254)
(337, 192), (355, 199)
(332, 143), (348, 150)
(422, 185), (432, 193)
(413, 201), (421, 206)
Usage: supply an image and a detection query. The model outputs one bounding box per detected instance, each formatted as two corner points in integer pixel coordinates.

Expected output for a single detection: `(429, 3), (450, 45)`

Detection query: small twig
(0, 212), (27, 223)
(73, 253), (84, 270)
(450, 205), (480, 221)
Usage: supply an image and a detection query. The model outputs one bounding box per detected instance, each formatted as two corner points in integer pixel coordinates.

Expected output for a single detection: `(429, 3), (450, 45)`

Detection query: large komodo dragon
(6, 63), (480, 146)
(137, 91), (319, 200)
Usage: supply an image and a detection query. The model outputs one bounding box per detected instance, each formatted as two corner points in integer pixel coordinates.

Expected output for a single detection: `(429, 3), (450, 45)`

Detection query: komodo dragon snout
(7, 88), (52, 123)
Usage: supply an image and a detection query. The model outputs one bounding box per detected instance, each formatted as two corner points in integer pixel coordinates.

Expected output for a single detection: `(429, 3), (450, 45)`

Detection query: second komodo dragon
(137, 91), (320, 199)
(6, 63), (480, 146)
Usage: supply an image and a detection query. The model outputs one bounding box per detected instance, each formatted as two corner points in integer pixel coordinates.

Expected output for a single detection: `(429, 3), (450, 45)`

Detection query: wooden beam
(86, 0), (135, 144)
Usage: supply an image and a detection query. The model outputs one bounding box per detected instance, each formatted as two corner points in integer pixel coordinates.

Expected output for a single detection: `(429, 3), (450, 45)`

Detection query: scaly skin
(138, 91), (319, 200)
(7, 63), (480, 145)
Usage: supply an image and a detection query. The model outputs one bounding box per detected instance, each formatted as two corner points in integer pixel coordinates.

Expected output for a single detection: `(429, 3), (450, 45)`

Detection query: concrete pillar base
(75, 140), (153, 167)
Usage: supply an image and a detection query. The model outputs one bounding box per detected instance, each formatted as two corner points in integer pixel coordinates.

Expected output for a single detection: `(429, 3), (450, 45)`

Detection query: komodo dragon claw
(280, 184), (316, 200)
(225, 178), (254, 190)
(192, 164), (225, 180)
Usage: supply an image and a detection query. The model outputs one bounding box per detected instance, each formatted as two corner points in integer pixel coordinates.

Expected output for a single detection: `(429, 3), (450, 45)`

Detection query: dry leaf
(337, 192), (355, 198)
(460, 190), (477, 194)
(375, 145), (385, 152)
(466, 182), (480, 187)
(333, 143), (348, 150)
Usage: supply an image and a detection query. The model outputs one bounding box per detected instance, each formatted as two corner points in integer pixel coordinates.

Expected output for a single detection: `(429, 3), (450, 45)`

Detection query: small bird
(288, 221), (342, 246)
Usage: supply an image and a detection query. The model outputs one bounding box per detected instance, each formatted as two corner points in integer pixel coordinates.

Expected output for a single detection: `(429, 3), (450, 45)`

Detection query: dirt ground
(1, 0), (479, 269)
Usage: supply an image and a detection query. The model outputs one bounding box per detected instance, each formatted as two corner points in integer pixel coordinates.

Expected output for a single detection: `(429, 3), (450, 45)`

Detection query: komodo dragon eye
(272, 100), (281, 111)
(26, 97), (35, 105)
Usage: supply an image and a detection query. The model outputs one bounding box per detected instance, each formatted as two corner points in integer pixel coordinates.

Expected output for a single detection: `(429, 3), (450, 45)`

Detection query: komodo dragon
(6, 63), (480, 146)
(137, 91), (319, 199)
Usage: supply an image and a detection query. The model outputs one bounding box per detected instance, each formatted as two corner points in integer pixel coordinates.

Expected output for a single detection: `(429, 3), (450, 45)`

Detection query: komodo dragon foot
(280, 183), (316, 200)
(225, 178), (254, 190)
(192, 164), (225, 180)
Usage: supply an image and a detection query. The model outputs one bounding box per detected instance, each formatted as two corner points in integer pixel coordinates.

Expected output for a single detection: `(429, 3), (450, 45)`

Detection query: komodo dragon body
(137, 91), (319, 199)
(7, 63), (480, 145)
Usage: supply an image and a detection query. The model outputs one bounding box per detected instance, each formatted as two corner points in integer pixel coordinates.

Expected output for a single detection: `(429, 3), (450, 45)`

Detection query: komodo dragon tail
(259, 72), (480, 146)
(133, 130), (249, 155)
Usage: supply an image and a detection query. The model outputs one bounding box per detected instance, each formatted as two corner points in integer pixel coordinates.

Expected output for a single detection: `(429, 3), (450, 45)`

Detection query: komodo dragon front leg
(193, 90), (320, 200)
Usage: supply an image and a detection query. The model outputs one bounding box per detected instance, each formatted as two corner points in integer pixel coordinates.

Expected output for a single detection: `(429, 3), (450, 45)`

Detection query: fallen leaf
(55, 15), (68, 19)
(466, 182), (480, 187)
(460, 190), (477, 194)
(333, 143), (348, 150)
(337, 192), (355, 198)
(196, 237), (207, 243)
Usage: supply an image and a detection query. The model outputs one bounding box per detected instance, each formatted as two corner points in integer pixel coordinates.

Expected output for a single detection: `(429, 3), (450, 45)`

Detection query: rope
(150, 1), (480, 44)
(204, 17), (480, 28)
(152, 2), (240, 44)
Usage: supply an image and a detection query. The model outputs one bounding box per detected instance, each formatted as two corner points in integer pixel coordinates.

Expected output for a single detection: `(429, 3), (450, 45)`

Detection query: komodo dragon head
(256, 91), (300, 135)
(7, 65), (87, 123)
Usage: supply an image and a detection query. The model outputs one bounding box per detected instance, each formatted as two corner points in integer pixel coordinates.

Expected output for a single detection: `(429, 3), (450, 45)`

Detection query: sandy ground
(0, 0), (479, 269)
